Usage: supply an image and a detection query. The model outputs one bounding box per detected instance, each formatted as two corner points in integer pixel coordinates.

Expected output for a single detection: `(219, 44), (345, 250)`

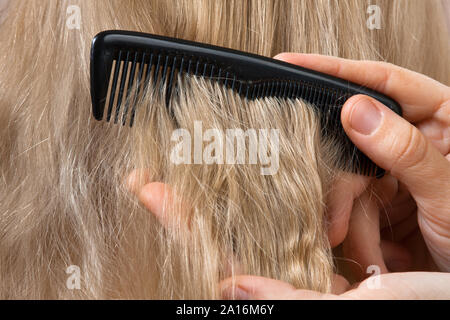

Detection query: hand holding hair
(127, 54), (450, 299)
(218, 54), (450, 299)
(273, 54), (449, 272)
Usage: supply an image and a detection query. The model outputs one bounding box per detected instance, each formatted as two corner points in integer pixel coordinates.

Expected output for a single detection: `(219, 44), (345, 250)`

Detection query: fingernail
(349, 98), (382, 135)
(273, 53), (284, 60)
(221, 285), (250, 300)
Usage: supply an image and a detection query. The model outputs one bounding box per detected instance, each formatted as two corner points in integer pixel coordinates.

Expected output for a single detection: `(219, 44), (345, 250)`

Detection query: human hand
(217, 53), (449, 299)
(272, 53), (450, 272)
(126, 54), (450, 299)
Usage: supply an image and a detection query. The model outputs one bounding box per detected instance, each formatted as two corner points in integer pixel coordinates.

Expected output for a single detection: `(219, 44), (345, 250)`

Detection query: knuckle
(374, 62), (394, 92)
(419, 208), (450, 239)
(331, 60), (343, 78)
(374, 62), (405, 93)
(439, 98), (450, 125)
(390, 126), (429, 175)
(377, 61), (397, 73)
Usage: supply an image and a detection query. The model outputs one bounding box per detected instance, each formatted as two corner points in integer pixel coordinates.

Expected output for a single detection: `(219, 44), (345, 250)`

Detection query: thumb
(340, 95), (450, 215)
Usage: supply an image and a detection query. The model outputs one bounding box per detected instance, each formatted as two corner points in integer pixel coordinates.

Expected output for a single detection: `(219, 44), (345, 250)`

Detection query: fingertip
(341, 95), (379, 134)
(273, 52), (314, 65)
(220, 275), (296, 300)
(219, 277), (249, 300)
(220, 278), (251, 300)
(340, 95), (355, 127)
(137, 182), (190, 232)
(273, 52), (293, 61)
(342, 190), (389, 280)
(326, 173), (370, 248)
(138, 182), (167, 217)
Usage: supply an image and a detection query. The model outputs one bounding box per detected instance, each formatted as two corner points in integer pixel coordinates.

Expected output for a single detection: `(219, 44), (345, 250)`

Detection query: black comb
(90, 30), (402, 177)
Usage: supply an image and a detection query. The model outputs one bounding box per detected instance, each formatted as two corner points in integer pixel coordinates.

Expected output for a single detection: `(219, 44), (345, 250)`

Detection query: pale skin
(126, 53), (450, 299)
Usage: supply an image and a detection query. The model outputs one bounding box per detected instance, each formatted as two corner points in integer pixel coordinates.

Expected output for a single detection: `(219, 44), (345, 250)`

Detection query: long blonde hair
(0, 0), (448, 299)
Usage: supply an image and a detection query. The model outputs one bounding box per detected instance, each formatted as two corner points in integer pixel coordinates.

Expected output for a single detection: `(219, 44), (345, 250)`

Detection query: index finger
(274, 53), (450, 123)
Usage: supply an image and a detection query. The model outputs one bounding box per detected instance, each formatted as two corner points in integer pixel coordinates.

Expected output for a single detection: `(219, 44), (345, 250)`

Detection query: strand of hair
(121, 51), (139, 126)
(106, 51), (123, 122)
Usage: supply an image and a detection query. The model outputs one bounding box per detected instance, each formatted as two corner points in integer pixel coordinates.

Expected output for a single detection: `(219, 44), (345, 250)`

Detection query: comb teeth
(99, 50), (374, 176)
(103, 51), (178, 127)
(102, 50), (358, 127)
(91, 31), (402, 177)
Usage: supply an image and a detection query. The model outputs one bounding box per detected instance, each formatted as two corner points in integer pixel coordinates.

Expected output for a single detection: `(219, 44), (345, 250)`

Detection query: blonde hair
(0, 0), (448, 299)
